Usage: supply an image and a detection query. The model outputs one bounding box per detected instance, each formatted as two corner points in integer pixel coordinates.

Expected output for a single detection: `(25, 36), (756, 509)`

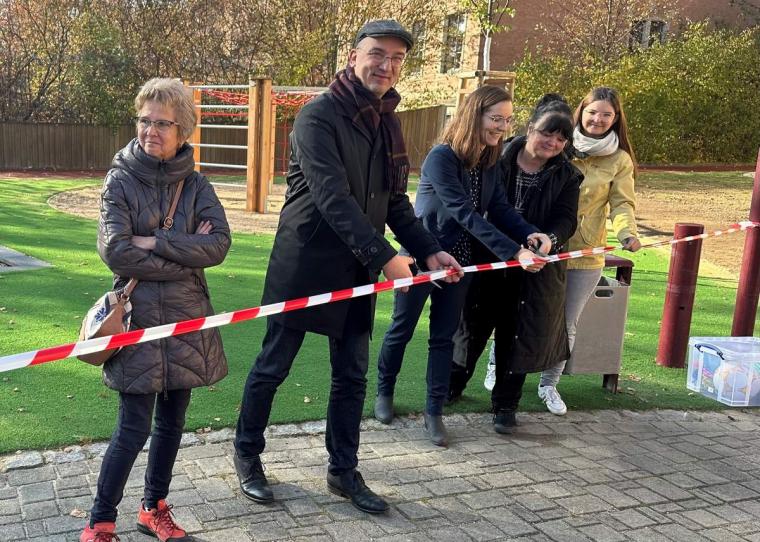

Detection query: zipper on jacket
(158, 178), (169, 399)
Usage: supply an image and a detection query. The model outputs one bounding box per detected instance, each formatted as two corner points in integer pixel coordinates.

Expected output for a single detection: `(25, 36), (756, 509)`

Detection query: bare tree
(0, 0), (452, 123)
(730, 0), (760, 26)
(461, 0), (514, 71)
(0, 0), (85, 121)
(537, 0), (681, 63)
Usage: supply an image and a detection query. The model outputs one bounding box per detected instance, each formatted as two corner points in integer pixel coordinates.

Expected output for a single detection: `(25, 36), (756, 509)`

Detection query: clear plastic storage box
(687, 337), (760, 407)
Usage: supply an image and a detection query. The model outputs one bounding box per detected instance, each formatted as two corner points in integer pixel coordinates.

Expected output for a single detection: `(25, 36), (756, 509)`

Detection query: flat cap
(354, 19), (414, 51)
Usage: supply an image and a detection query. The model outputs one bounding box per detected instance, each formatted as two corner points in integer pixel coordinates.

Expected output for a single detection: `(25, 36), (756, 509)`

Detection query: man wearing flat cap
(233, 19), (462, 514)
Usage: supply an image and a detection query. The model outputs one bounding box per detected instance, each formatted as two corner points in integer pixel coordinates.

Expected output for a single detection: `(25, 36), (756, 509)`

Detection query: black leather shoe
(234, 452), (274, 503)
(374, 394), (394, 424)
(423, 412), (448, 447)
(326, 470), (389, 514)
(493, 409), (518, 434)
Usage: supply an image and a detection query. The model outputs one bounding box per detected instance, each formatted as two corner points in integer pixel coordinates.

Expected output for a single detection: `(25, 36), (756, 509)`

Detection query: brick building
(397, 0), (759, 108)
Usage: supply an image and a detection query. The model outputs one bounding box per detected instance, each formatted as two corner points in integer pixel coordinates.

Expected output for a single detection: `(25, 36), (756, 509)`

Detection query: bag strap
(162, 179), (185, 230)
(120, 178), (186, 301)
(122, 277), (138, 299)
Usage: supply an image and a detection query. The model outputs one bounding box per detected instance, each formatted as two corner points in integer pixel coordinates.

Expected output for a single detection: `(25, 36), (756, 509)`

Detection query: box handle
(594, 289), (614, 298)
(694, 343), (725, 359)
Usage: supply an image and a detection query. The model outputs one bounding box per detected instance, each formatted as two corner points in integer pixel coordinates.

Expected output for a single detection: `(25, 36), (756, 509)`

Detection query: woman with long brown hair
(373, 85), (550, 447)
(448, 93), (583, 433)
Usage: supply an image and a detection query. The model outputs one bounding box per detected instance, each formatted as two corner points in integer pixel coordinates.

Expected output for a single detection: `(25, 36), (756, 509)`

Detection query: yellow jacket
(567, 148), (637, 269)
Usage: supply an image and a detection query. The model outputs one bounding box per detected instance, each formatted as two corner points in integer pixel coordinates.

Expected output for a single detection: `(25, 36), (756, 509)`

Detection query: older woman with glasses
(373, 85), (551, 447)
(79, 78), (230, 542)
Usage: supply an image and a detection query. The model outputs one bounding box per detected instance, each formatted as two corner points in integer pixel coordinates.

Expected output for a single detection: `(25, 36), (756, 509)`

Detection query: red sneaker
(136, 500), (190, 541)
(79, 521), (119, 541)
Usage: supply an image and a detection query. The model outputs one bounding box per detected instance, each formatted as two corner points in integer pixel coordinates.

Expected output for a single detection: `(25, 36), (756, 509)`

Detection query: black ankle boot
(327, 470), (389, 514)
(374, 394), (394, 424)
(234, 452), (274, 503)
(493, 409), (518, 434)
(424, 412), (449, 447)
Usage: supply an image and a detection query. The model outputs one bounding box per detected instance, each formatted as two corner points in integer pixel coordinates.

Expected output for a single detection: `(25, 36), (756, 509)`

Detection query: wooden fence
(398, 105), (447, 169)
(0, 124), (134, 170)
(0, 105), (446, 172)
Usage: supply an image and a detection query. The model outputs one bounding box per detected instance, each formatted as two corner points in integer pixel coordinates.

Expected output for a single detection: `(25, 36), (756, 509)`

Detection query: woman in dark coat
(374, 85), (551, 447)
(80, 78), (231, 542)
(448, 94), (582, 434)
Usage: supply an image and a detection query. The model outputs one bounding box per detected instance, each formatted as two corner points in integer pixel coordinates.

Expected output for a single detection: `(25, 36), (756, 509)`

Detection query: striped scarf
(329, 66), (410, 194)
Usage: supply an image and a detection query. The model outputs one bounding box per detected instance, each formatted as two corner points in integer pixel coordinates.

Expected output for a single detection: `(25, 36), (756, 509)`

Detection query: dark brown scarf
(328, 66), (410, 194)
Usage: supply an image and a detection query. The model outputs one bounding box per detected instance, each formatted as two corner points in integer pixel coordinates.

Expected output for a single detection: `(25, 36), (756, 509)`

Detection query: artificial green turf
(0, 176), (757, 453)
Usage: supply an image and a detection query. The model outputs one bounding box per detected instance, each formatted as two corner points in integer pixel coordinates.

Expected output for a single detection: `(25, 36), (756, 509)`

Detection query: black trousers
(377, 275), (472, 415)
(449, 278), (497, 396)
(235, 298), (370, 475)
(90, 389), (191, 523)
(449, 271), (526, 412)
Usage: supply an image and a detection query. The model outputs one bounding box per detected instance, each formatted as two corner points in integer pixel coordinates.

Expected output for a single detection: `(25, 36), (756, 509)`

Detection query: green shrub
(513, 23), (760, 164)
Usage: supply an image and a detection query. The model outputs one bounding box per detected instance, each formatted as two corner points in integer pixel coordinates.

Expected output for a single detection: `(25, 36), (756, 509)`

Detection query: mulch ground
(4, 167), (756, 279)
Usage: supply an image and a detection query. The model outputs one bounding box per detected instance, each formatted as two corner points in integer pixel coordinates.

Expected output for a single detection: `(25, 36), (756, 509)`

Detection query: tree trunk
(483, 32), (491, 71)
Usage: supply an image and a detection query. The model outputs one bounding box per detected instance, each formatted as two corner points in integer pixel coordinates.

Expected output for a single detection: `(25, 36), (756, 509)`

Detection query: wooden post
(270, 102), (277, 186)
(246, 80), (257, 212)
(257, 78), (273, 213)
(456, 70), (516, 110)
(732, 148), (760, 336)
(246, 77), (273, 213)
(189, 83), (202, 172)
(656, 223), (705, 368)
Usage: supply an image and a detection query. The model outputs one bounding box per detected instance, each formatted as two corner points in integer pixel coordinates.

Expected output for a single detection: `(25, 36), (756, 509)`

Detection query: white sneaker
(538, 385), (567, 416)
(483, 358), (496, 391)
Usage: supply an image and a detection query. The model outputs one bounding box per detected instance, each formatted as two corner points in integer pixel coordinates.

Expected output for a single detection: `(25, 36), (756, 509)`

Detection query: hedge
(512, 23), (760, 164)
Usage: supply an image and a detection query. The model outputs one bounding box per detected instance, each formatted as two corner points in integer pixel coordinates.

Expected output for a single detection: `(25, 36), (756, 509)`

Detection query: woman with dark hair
(448, 93), (583, 434)
(373, 85), (551, 447)
(536, 86), (640, 415)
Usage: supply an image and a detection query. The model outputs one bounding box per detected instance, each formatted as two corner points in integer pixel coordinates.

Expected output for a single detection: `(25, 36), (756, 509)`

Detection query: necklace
(514, 166), (542, 213)
(517, 148), (545, 174)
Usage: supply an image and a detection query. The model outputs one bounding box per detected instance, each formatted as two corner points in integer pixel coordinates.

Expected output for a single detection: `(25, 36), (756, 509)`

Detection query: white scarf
(573, 126), (619, 157)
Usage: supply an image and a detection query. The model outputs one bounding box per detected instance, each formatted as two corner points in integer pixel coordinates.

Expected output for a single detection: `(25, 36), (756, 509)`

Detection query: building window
(630, 19), (668, 49)
(441, 12), (466, 73)
(407, 21), (426, 75)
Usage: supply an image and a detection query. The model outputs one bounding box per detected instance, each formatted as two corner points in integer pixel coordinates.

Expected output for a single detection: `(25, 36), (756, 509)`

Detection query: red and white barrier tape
(0, 220), (757, 373)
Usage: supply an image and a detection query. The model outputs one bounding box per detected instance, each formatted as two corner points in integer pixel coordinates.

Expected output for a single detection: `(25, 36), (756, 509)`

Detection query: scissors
(409, 261), (443, 289)
(527, 243), (549, 258)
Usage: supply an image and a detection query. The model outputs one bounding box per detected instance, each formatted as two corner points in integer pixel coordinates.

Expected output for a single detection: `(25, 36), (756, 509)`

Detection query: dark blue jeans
(235, 298), (370, 475)
(377, 274), (472, 415)
(90, 389), (191, 524)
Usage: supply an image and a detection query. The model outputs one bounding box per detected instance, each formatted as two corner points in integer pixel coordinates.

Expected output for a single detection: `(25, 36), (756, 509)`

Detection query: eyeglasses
(134, 117), (180, 133)
(582, 109), (615, 120)
(485, 115), (514, 126)
(356, 47), (406, 67)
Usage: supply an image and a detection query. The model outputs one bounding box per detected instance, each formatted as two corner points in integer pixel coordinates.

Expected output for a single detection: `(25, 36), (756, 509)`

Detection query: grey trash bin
(564, 275), (631, 392)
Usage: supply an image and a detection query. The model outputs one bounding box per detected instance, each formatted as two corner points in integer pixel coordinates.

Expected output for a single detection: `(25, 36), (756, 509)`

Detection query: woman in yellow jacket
(537, 87), (641, 415)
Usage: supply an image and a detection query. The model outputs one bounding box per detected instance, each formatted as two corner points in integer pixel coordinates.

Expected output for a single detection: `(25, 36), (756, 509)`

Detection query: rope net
(200, 88), (321, 117)
(197, 86), (324, 173)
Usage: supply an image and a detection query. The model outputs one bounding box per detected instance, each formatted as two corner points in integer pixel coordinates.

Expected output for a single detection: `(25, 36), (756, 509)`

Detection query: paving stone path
(1, 409), (760, 541)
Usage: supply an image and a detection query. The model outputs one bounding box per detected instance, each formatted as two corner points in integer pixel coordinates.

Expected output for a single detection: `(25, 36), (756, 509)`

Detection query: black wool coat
(473, 136), (583, 373)
(261, 92), (441, 338)
(98, 140), (231, 393)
